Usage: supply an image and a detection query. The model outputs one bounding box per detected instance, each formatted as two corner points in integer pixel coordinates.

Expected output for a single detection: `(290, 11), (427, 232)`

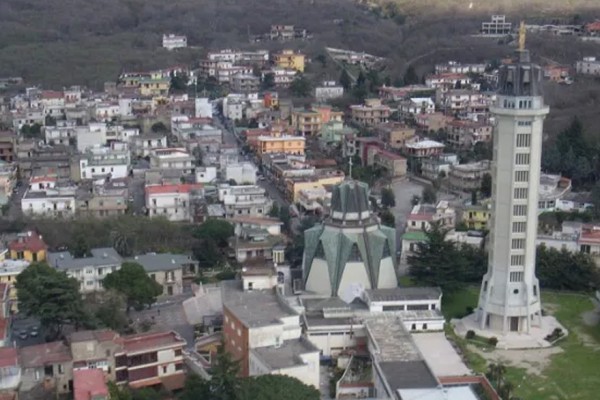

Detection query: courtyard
(444, 288), (600, 400)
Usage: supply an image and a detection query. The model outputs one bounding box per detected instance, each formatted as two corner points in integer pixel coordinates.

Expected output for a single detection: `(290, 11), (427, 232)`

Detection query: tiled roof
(70, 329), (119, 343)
(41, 90), (64, 99)
(19, 341), (72, 368)
(73, 369), (108, 400)
(8, 232), (48, 253)
(0, 346), (18, 367)
(121, 331), (186, 354)
(145, 183), (202, 195)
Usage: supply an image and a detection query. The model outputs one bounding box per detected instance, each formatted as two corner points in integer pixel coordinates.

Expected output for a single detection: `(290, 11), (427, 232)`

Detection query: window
(511, 255), (524, 266)
(515, 171), (529, 182)
(513, 222), (526, 233)
(86, 280), (94, 286)
(162, 366), (167, 374)
(517, 120), (532, 126)
(483, 281), (488, 291)
(515, 153), (530, 165)
(175, 349), (182, 357)
(510, 271), (524, 282)
(513, 205), (527, 216)
(514, 188), (528, 199)
(512, 239), (525, 249)
(533, 285), (538, 296)
(516, 133), (531, 147)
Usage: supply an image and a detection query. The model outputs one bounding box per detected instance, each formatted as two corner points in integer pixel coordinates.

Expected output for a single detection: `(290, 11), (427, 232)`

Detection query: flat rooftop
(221, 280), (297, 328)
(366, 287), (442, 302)
(251, 337), (319, 370)
(366, 317), (421, 363)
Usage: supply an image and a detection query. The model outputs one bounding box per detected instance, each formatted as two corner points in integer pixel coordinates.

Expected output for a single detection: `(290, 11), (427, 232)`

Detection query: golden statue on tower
(519, 20), (526, 51)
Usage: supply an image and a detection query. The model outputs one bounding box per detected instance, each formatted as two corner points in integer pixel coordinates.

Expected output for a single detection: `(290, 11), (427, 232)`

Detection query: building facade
(477, 49), (549, 333)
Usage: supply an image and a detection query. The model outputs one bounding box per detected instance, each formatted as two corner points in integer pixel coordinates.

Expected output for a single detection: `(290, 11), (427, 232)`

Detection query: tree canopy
(422, 185), (437, 204)
(193, 219), (234, 247)
(290, 75), (312, 97)
(536, 245), (600, 291)
(381, 187), (396, 208)
(407, 223), (486, 293)
(179, 346), (319, 400)
(103, 262), (162, 312)
(380, 209), (395, 228)
(16, 262), (88, 339)
(480, 173), (492, 198)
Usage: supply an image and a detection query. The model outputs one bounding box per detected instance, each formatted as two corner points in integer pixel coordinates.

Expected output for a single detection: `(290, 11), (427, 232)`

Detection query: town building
(284, 170), (345, 202)
(21, 176), (77, 218)
(222, 279), (319, 387)
(131, 253), (198, 296)
(217, 184), (273, 218)
(318, 121), (357, 150)
(398, 97), (435, 115)
(537, 174), (572, 213)
(255, 135), (305, 157)
(375, 123), (416, 149)
(575, 56), (600, 75)
(47, 248), (122, 293)
(404, 140), (445, 160)
(481, 15), (512, 36)
(225, 162), (258, 185)
(145, 183), (203, 222)
(463, 202), (492, 230)
(421, 153), (459, 181)
(415, 112), (451, 132)
(76, 179), (129, 218)
(314, 81), (344, 101)
(405, 201), (456, 233)
(0, 260), (30, 311)
(132, 134), (167, 157)
(229, 228), (285, 263)
(149, 147), (195, 174)
(273, 50), (305, 72)
(230, 74), (260, 94)
(435, 61), (487, 74)
(350, 99), (391, 126)
(448, 160), (491, 192)
(303, 180), (398, 298)
(447, 119), (493, 149)
(0, 347), (20, 394)
(367, 147), (408, 178)
(476, 47), (549, 334)
(162, 34), (188, 50)
(8, 230), (48, 262)
(0, 131), (16, 163)
(79, 143), (131, 180)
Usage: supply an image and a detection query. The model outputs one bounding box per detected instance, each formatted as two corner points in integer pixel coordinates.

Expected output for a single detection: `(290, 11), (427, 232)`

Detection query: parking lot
(11, 316), (44, 347)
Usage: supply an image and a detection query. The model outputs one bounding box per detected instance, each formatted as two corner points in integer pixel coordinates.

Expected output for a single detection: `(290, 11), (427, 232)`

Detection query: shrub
(488, 337), (498, 346)
(465, 330), (476, 340)
(466, 306), (474, 315)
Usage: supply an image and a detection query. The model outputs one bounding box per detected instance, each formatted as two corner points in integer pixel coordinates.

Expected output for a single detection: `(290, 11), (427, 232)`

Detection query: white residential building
(21, 176), (77, 218)
(576, 56), (600, 75)
(218, 184), (273, 218)
(399, 97), (435, 115)
(225, 162), (257, 185)
(150, 147), (195, 174)
(223, 100), (243, 121)
(314, 81), (344, 101)
(132, 134), (167, 157)
(94, 102), (121, 122)
(162, 34), (188, 50)
(47, 248), (122, 293)
(79, 143), (130, 180)
(44, 120), (77, 145)
(195, 98), (213, 118)
(145, 183), (203, 222)
(196, 166), (217, 183)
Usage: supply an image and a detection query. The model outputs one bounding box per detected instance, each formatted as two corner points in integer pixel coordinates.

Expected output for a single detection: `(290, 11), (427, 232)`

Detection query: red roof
(374, 148), (406, 161)
(145, 183), (202, 195)
(579, 227), (600, 244)
(0, 347), (17, 368)
(121, 331), (185, 354)
(18, 341), (72, 368)
(30, 176), (56, 184)
(8, 231), (48, 253)
(74, 369), (109, 400)
(585, 21), (600, 32)
(0, 319), (7, 341)
(41, 90), (64, 99)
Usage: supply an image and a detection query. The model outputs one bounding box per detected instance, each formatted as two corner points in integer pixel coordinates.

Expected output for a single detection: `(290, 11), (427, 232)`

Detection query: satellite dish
(340, 282), (365, 304)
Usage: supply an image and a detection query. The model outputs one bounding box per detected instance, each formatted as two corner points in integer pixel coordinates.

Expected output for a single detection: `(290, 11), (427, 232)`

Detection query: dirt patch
(469, 344), (563, 376)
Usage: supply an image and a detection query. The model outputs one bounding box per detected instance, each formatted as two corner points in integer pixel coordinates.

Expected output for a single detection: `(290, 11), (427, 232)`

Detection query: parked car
(18, 330), (28, 340)
(30, 326), (39, 337)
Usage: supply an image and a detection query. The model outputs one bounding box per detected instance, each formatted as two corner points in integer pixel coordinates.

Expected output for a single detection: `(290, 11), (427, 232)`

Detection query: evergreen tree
(403, 65), (419, 85)
(339, 69), (352, 90)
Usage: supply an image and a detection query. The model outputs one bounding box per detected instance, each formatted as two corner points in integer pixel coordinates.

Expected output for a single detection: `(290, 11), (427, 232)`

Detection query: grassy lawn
(444, 289), (600, 400)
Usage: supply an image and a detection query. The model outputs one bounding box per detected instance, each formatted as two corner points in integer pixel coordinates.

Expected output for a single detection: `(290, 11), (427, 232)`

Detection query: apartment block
(145, 183), (203, 222)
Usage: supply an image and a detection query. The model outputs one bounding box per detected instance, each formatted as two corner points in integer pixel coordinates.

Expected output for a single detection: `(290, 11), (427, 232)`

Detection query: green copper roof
(330, 180), (370, 219)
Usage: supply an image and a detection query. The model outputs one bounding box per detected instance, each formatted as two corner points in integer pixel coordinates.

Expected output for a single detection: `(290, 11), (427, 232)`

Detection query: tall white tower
(477, 44), (549, 333)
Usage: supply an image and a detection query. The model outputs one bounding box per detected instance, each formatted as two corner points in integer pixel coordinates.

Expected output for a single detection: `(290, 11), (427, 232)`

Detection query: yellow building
(286, 173), (345, 202)
(274, 50), (306, 72)
(139, 78), (170, 97)
(462, 203), (492, 230)
(256, 135), (306, 156)
(291, 109), (321, 136)
(8, 231), (48, 262)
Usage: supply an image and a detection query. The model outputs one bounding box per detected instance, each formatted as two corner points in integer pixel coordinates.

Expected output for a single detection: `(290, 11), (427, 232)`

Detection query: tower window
(515, 171), (529, 182)
(514, 188), (528, 199)
(510, 271), (524, 282)
(511, 239), (525, 249)
(515, 153), (530, 165)
(516, 133), (531, 147)
(510, 255), (524, 266)
(513, 205), (527, 216)
(512, 222), (526, 233)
